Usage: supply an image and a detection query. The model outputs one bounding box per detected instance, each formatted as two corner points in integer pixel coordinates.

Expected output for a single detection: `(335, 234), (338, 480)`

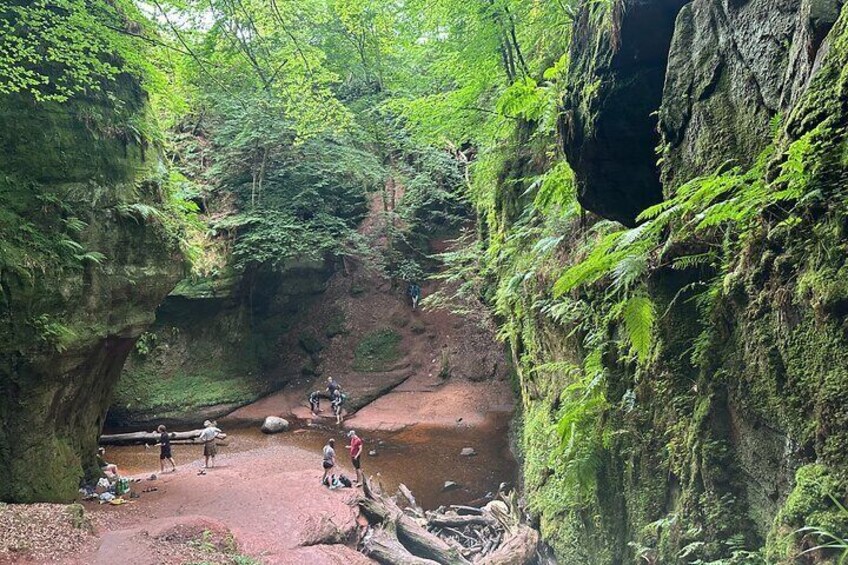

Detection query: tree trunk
(426, 514), (497, 529)
(363, 524), (441, 565)
(100, 429), (227, 446)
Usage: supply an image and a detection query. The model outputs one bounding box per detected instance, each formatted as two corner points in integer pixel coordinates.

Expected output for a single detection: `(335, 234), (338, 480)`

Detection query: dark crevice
(563, 0), (689, 227)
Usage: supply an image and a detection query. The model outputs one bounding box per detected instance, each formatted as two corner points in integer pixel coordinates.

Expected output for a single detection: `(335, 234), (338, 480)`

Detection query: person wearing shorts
(198, 420), (222, 469)
(157, 424), (177, 473)
(322, 438), (336, 485)
(346, 430), (363, 486)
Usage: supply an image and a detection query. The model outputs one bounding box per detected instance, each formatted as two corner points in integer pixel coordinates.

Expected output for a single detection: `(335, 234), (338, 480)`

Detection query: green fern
(116, 202), (164, 223)
(616, 296), (655, 363)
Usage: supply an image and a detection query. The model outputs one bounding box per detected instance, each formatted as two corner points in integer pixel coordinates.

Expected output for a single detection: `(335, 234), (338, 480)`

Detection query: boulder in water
(460, 447), (477, 457)
(442, 481), (460, 492)
(261, 416), (290, 434)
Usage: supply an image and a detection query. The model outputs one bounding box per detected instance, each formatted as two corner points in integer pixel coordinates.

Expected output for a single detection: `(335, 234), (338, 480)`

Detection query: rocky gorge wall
(0, 82), (184, 502)
(490, 0), (848, 563)
(109, 259), (335, 428)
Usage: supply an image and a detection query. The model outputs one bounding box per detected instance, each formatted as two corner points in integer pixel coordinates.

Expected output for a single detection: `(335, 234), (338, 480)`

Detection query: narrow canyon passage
(3, 1), (848, 564)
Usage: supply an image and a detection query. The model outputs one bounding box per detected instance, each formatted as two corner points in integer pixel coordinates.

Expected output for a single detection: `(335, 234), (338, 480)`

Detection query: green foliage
(353, 328), (402, 372)
(209, 132), (381, 271)
(768, 465), (848, 563)
(614, 295), (655, 363)
(0, 0), (159, 101)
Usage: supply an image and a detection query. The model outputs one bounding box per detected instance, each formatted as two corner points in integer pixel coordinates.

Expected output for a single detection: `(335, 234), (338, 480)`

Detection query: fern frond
(619, 296), (655, 363)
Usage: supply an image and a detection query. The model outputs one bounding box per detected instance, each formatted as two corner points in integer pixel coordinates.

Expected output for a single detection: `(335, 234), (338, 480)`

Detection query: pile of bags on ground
(79, 477), (137, 505)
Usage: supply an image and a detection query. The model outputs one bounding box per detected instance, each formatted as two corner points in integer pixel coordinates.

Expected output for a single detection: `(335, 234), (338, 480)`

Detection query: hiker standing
(322, 438), (336, 485)
(157, 424), (177, 473)
(331, 389), (344, 424)
(407, 282), (421, 309)
(346, 430), (364, 486)
(198, 420), (222, 469)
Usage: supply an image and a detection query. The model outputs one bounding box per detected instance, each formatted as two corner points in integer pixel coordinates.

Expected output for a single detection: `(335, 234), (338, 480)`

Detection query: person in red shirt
(346, 430), (364, 486)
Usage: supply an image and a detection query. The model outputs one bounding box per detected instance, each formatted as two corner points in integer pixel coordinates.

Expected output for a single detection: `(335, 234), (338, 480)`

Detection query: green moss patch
(353, 329), (403, 372)
(113, 366), (263, 415)
(324, 309), (348, 337)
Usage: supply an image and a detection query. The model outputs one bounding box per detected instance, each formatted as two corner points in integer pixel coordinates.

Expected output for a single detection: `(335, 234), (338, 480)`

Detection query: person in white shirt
(198, 420), (222, 469)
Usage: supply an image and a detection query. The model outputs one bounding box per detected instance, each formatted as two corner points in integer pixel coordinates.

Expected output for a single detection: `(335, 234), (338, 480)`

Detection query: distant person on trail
(346, 430), (364, 486)
(198, 420), (222, 470)
(322, 438), (336, 485)
(331, 389), (345, 425)
(407, 282), (421, 310)
(156, 424), (177, 473)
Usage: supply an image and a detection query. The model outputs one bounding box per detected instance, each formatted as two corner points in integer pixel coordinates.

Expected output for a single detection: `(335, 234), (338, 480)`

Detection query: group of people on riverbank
(321, 429), (364, 489)
(152, 419), (222, 474)
(309, 377), (347, 424)
(98, 419), (223, 480)
(99, 380), (360, 492)
(311, 378), (366, 489)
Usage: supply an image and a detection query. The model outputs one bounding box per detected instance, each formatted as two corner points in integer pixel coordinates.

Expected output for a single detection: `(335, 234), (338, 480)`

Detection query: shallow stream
(105, 412), (517, 510)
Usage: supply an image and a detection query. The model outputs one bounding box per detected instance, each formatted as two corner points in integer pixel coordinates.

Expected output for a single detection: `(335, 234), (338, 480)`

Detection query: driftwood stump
(357, 478), (538, 564)
(359, 496), (470, 565)
(484, 525), (539, 565)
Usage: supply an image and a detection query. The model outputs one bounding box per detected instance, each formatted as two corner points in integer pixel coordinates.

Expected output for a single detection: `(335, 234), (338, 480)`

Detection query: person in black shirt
(157, 424), (177, 473)
(407, 282), (421, 309)
(327, 377), (340, 396)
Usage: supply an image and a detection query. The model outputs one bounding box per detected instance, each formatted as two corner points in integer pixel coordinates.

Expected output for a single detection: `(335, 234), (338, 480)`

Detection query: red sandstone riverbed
(1, 374), (517, 565)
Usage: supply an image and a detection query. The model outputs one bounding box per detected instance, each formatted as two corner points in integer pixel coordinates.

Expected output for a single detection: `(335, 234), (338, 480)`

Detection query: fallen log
(100, 430), (227, 446)
(359, 496), (471, 565)
(359, 483), (538, 565)
(363, 524), (441, 565)
(169, 439), (229, 446)
(483, 525), (539, 565)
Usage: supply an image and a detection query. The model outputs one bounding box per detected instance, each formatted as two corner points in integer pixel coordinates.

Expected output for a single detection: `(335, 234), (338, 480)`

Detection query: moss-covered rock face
(498, 1), (848, 562)
(659, 0), (843, 190)
(0, 85), (184, 502)
(109, 261), (334, 427)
